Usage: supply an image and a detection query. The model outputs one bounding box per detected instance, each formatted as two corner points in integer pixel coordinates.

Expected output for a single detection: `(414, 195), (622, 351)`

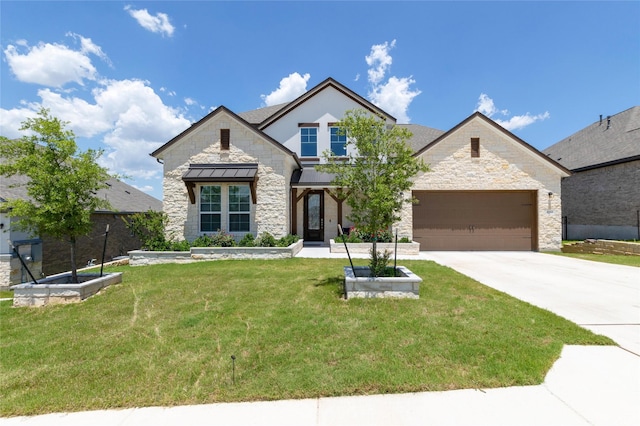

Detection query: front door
(304, 191), (324, 242)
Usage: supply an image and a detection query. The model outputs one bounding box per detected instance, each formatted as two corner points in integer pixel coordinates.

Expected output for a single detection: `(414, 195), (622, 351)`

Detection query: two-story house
(152, 78), (569, 251)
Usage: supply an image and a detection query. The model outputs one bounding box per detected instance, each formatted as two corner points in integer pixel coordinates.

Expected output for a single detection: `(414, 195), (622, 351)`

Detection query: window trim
(199, 185), (222, 233)
(228, 185), (251, 233)
(329, 126), (347, 156)
(300, 126), (318, 157)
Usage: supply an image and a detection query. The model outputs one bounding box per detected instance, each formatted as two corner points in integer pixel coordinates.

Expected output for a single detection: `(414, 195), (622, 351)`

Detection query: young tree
(317, 109), (429, 275)
(0, 108), (112, 283)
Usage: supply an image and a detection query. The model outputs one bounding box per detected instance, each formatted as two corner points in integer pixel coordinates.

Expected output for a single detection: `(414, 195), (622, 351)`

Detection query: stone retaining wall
(330, 240), (420, 255)
(561, 240), (640, 256)
(129, 239), (304, 266)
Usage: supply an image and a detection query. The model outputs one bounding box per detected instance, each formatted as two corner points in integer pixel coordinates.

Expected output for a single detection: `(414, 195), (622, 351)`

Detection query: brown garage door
(413, 191), (537, 251)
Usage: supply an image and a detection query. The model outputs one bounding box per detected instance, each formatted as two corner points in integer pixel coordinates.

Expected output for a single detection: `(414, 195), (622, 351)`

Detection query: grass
(548, 252), (640, 267)
(0, 291), (13, 299)
(0, 258), (613, 416)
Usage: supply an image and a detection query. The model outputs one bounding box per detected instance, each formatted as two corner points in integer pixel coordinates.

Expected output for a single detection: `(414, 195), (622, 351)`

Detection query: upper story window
(330, 127), (347, 156)
(200, 185), (221, 232)
(300, 127), (318, 157)
(228, 185), (251, 232)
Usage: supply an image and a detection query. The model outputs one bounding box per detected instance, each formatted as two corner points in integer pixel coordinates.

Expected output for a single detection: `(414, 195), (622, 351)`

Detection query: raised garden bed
(129, 239), (304, 266)
(331, 239), (420, 255)
(344, 265), (422, 299)
(562, 239), (640, 256)
(11, 272), (123, 307)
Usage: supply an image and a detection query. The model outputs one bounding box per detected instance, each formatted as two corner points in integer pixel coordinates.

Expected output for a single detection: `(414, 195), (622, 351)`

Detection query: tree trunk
(70, 236), (78, 283)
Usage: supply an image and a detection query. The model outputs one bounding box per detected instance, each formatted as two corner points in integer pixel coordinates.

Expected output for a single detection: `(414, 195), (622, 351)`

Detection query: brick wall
(42, 213), (142, 276)
(562, 160), (640, 240)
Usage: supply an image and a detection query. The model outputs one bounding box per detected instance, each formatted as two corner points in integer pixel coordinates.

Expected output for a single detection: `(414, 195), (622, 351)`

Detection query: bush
(238, 233), (256, 247)
(369, 247), (393, 277)
(335, 227), (393, 243)
(192, 231), (237, 248)
(255, 232), (277, 247)
(123, 210), (172, 251)
(277, 234), (300, 247)
(169, 240), (191, 251)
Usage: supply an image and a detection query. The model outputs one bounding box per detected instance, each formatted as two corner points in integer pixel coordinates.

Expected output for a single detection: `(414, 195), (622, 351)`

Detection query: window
(200, 186), (221, 232)
(228, 185), (250, 232)
(330, 127), (347, 156)
(300, 127), (317, 157)
(471, 137), (480, 158)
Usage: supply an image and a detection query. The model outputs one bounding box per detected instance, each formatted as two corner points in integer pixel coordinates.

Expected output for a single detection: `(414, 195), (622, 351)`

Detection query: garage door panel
(413, 191), (536, 251)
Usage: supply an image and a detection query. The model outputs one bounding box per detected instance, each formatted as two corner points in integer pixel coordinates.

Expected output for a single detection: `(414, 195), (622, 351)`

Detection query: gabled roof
(237, 102), (288, 125)
(256, 77), (396, 130)
(414, 111), (571, 175)
(543, 106), (640, 170)
(398, 124), (446, 153)
(151, 105), (302, 168)
(0, 175), (162, 213)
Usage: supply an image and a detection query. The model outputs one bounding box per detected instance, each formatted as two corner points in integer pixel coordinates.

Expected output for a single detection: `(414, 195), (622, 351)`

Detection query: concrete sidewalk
(3, 248), (639, 425)
(2, 346), (638, 426)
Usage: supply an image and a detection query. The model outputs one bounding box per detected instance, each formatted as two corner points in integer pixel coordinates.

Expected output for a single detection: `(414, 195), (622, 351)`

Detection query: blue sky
(2, 1), (639, 200)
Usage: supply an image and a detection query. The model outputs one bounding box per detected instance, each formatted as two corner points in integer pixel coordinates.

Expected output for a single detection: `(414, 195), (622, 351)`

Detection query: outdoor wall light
(0, 223), (4, 229)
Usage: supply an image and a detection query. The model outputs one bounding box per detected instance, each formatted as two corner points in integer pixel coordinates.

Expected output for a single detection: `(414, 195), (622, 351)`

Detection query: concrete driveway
(421, 251), (640, 355)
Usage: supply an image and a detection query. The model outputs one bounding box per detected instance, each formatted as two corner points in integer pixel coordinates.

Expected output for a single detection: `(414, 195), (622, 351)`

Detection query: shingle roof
(0, 174), (162, 213)
(543, 106), (640, 170)
(237, 103), (289, 125)
(398, 124), (446, 153)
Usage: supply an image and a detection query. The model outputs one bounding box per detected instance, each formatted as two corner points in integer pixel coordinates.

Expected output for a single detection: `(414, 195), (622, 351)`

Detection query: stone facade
(561, 160), (640, 240)
(400, 116), (567, 251)
(159, 112), (299, 242)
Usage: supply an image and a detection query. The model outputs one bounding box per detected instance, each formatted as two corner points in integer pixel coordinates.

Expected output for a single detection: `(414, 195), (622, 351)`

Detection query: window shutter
(471, 137), (480, 158)
(221, 129), (230, 150)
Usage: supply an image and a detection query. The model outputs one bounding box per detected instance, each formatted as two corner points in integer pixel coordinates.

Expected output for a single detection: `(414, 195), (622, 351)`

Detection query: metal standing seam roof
(290, 168), (336, 187)
(182, 164), (258, 182)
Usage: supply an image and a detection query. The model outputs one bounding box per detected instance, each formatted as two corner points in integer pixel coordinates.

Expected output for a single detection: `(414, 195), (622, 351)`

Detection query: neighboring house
(543, 107), (640, 240)
(0, 176), (162, 288)
(152, 77), (569, 252)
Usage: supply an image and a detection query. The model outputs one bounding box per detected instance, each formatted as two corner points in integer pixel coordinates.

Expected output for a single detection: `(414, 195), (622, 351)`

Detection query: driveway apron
(421, 252), (640, 355)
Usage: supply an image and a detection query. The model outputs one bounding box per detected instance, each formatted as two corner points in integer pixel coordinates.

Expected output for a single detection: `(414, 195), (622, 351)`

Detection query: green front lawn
(0, 258), (613, 416)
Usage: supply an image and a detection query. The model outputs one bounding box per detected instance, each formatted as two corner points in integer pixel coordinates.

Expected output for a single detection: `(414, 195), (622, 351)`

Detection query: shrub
(277, 234), (300, 247)
(192, 231), (236, 247)
(238, 233), (256, 247)
(169, 240), (191, 251)
(191, 234), (216, 247)
(336, 227), (393, 243)
(369, 247), (393, 277)
(208, 230), (236, 247)
(398, 236), (411, 243)
(255, 232), (277, 247)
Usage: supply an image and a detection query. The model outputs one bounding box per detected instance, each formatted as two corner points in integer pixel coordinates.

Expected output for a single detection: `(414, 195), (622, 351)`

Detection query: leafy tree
(317, 109), (429, 276)
(0, 109), (112, 282)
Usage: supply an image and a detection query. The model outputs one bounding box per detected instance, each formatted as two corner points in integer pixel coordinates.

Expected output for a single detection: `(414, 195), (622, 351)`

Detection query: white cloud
(184, 97), (196, 106)
(131, 184), (155, 193)
(366, 40), (396, 86)
(476, 93), (508, 117)
(2, 78), (190, 182)
(261, 72), (310, 106)
(495, 112), (551, 131)
(474, 94), (550, 131)
(364, 40), (420, 124)
(125, 5), (175, 37)
(4, 39), (100, 87)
